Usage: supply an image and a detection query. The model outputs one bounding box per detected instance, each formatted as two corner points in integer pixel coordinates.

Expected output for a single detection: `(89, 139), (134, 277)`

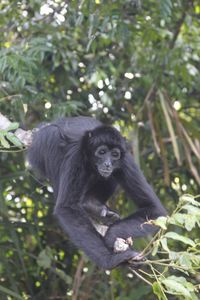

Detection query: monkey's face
(93, 145), (121, 178)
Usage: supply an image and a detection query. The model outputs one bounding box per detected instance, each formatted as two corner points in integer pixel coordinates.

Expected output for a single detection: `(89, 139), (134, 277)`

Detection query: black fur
(28, 116), (167, 269)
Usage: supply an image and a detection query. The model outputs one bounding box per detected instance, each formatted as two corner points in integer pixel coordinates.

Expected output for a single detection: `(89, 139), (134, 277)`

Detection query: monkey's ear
(88, 131), (92, 138)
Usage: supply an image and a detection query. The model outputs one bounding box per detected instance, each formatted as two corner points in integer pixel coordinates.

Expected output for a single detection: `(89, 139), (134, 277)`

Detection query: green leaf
(0, 132), (10, 148)
(6, 132), (23, 148)
(160, 238), (170, 252)
(181, 195), (200, 207)
(37, 248), (52, 269)
(169, 213), (185, 226)
(162, 277), (192, 298)
(184, 215), (198, 231)
(5, 122), (19, 131)
(169, 251), (179, 260)
(153, 216), (168, 229)
(179, 253), (192, 269)
(152, 240), (160, 256)
(152, 282), (168, 300)
(169, 212), (199, 231)
(164, 232), (195, 247)
(181, 204), (200, 214)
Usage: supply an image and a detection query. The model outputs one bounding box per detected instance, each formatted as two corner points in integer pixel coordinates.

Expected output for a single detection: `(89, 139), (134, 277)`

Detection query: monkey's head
(84, 126), (126, 178)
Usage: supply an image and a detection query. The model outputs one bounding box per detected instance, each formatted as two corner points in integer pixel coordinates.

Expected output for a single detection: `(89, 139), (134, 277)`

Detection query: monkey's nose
(105, 161), (112, 169)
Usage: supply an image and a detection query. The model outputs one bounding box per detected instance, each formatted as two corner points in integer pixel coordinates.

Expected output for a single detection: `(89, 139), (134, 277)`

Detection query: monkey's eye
(99, 149), (106, 155)
(95, 146), (108, 157)
(111, 149), (121, 160)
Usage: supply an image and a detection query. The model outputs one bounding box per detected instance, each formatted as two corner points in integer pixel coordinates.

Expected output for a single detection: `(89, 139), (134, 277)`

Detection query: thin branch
(129, 268), (153, 286)
(72, 256), (85, 300)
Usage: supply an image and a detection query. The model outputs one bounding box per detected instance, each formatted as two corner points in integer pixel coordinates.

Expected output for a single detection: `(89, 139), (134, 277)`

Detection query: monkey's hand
(128, 253), (146, 269)
(101, 207), (121, 226)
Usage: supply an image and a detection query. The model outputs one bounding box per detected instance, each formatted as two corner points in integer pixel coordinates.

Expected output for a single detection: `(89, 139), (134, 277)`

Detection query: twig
(140, 230), (162, 256)
(129, 267), (153, 286)
(72, 256), (85, 300)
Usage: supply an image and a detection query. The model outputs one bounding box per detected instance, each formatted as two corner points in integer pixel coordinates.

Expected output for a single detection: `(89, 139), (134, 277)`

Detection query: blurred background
(0, 0), (199, 299)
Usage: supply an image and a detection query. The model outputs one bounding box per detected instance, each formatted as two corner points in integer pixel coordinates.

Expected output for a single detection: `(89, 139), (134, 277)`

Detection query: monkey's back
(27, 116), (102, 191)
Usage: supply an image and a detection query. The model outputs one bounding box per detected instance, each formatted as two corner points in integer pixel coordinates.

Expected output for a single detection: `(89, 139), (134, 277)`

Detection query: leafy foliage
(136, 195), (200, 300)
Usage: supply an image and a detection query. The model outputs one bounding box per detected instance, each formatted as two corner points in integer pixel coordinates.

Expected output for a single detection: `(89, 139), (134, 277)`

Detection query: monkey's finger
(126, 237), (133, 246)
(128, 253), (146, 263)
(106, 211), (121, 220)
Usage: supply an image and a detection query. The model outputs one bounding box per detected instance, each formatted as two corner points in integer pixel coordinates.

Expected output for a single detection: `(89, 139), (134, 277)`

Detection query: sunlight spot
(22, 10), (28, 17)
(6, 194), (12, 201)
(78, 62), (85, 68)
(125, 91), (131, 99)
(97, 101), (103, 108)
(105, 270), (110, 275)
(97, 80), (104, 89)
(91, 102), (98, 111)
(67, 290), (73, 296)
(105, 78), (110, 85)
(135, 73), (141, 78)
(47, 186), (53, 193)
(40, 4), (53, 15)
(171, 182), (180, 191)
(182, 184), (187, 191)
(174, 177), (180, 183)
(131, 114), (136, 121)
(83, 267), (88, 273)
(45, 102), (51, 109)
(55, 13), (65, 24)
(99, 90), (104, 97)
(173, 101), (181, 111)
(88, 94), (96, 104)
(124, 72), (134, 79)
(186, 63), (198, 76)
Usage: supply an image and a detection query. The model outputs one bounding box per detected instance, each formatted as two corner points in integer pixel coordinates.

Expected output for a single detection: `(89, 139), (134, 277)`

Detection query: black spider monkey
(28, 116), (167, 269)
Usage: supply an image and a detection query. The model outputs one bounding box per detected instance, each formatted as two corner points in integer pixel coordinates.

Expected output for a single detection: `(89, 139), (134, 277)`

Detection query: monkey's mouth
(98, 168), (112, 178)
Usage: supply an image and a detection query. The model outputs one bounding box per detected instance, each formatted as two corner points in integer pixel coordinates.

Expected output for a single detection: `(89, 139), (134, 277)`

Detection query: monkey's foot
(113, 237), (133, 253)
